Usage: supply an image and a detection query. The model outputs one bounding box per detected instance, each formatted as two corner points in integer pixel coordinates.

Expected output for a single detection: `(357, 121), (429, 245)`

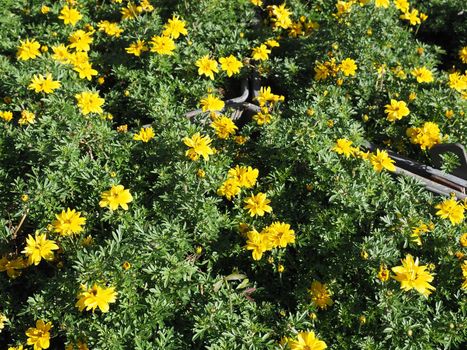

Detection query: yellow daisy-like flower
(288, 331), (327, 350)
(200, 94), (224, 112)
(266, 221), (295, 248)
(308, 281), (333, 310)
(459, 46), (467, 64)
(374, 0), (389, 8)
(18, 110), (35, 125)
(99, 184), (133, 210)
(219, 55), (243, 77)
(333, 138), (354, 158)
(251, 44), (271, 61)
(17, 39), (41, 61)
(75, 91), (105, 115)
(68, 30), (93, 52)
(133, 127), (155, 142)
(227, 166), (259, 188)
(370, 149), (396, 172)
(195, 55), (219, 80)
(76, 283), (118, 313)
(411, 67), (434, 83)
(52, 208), (86, 236)
(58, 6), (82, 26)
(26, 320), (52, 350)
(1, 111), (13, 122)
(210, 116), (238, 139)
(97, 20), (123, 37)
(162, 15), (188, 39)
(244, 192), (272, 217)
(435, 197), (465, 225)
(245, 229), (269, 260)
(384, 99), (410, 122)
(391, 254), (435, 297)
(125, 39), (148, 57)
(150, 35), (176, 55)
(339, 58), (357, 76)
(183, 132), (214, 161)
(22, 232), (59, 266)
(28, 74), (61, 94)
(377, 264), (390, 282)
(217, 178), (241, 200)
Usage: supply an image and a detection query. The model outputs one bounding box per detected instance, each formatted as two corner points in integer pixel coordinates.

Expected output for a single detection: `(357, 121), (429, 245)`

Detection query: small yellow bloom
(26, 320), (52, 350)
(99, 184), (133, 210)
(28, 73), (61, 94)
(219, 55), (243, 77)
(251, 44), (271, 61)
(392, 254), (435, 297)
(377, 264), (390, 282)
(211, 116), (238, 139)
(125, 39), (148, 57)
(183, 133), (214, 161)
(244, 192), (272, 217)
(17, 39), (41, 61)
(22, 232), (59, 266)
(52, 208), (86, 236)
(339, 58), (357, 76)
(19, 110), (35, 125)
(150, 35), (176, 55)
(370, 149), (396, 172)
(200, 94), (224, 112)
(122, 261), (131, 270)
(195, 55), (219, 80)
(133, 127), (155, 142)
(385, 99), (410, 122)
(76, 284), (118, 313)
(309, 281), (333, 310)
(58, 6), (82, 26)
(435, 197), (465, 225)
(333, 138), (354, 158)
(162, 15), (188, 39)
(75, 91), (105, 115)
(411, 67), (434, 83)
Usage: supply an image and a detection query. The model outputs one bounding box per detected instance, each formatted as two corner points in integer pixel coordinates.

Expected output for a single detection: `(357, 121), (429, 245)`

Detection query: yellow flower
(133, 127), (155, 142)
(462, 261), (467, 290)
(308, 281), (333, 310)
(26, 320), (52, 350)
(288, 331), (327, 350)
(400, 9), (421, 26)
(40, 5), (50, 14)
(52, 208), (86, 236)
(394, 0), (409, 12)
(22, 232), (59, 266)
(266, 221), (295, 248)
(219, 55), (243, 77)
(121, 2), (139, 20)
(406, 122), (441, 150)
(448, 72), (467, 92)
(410, 222), (433, 246)
(459, 46), (467, 64)
(210, 116), (238, 139)
(125, 40), (148, 57)
(244, 192), (272, 217)
(17, 39), (41, 61)
(183, 133), (214, 161)
(162, 15), (188, 39)
(339, 58), (357, 76)
(370, 149), (396, 172)
(253, 109), (272, 125)
(250, 0), (263, 6)
(18, 110), (35, 125)
(0, 256), (27, 278)
(195, 55), (219, 80)
(75, 91), (105, 115)
(150, 35), (176, 55)
(377, 264), (390, 282)
(245, 230), (269, 260)
(265, 39), (280, 47)
(1, 111), (13, 122)
(51, 44), (71, 63)
(217, 178), (241, 200)
(384, 99), (410, 122)
(460, 233), (467, 247)
(435, 197), (465, 225)
(269, 4), (293, 29)
(68, 30), (93, 52)
(97, 20), (123, 37)
(374, 0), (389, 8)
(122, 261), (131, 270)
(251, 44), (271, 61)
(333, 138), (354, 157)
(58, 6), (82, 26)
(256, 86), (284, 106)
(76, 284), (118, 313)
(73, 61), (98, 81)
(227, 165), (259, 188)
(391, 254), (435, 297)
(200, 94), (224, 112)
(411, 67), (434, 83)
(99, 184), (133, 210)
(28, 74), (61, 94)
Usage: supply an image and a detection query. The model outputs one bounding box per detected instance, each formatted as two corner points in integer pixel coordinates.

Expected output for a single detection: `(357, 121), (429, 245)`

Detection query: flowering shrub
(0, 0), (466, 349)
